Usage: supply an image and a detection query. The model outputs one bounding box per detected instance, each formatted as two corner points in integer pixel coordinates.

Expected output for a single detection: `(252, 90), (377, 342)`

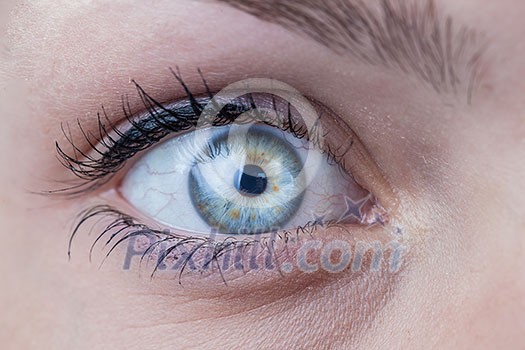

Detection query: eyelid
(53, 78), (335, 193)
(57, 75), (403, 288)
(52, 74), (398, 219)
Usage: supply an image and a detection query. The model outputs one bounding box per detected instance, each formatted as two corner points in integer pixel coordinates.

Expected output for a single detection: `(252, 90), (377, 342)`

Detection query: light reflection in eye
(120, 121), (372, 235)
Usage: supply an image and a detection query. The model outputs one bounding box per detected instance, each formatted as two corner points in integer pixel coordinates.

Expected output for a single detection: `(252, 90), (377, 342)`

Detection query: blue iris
(188, 125), (305, 234)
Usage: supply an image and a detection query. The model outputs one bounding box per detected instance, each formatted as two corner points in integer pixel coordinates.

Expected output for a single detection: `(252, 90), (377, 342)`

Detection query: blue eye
(112, 80), (384, 236)
(188, 124), (305, 233)
(58, 78), (391, 276)
(120, 119), (372, 235)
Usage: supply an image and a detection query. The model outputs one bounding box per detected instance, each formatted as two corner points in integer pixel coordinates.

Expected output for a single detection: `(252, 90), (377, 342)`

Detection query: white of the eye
(120, 125), (357, 234)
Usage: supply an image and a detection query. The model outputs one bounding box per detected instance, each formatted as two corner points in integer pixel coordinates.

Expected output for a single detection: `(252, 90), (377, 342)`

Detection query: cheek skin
(67, 223), (404, 349)
(360, 102), (525, 348)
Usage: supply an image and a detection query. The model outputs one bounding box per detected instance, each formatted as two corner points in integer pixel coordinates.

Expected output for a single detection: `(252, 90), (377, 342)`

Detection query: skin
(0, 0), (524, 349)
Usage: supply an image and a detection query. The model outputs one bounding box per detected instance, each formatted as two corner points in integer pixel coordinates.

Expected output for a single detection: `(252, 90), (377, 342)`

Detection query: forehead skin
(0, 0), (524, 349)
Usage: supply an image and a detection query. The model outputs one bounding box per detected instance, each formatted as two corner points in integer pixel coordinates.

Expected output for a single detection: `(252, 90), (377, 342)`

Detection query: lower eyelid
(70, 202), (399, 284)
(75, 172), (395, 284)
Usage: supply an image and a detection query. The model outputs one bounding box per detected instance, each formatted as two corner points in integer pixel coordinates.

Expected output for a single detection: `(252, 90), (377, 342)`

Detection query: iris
(189, 125), (305, 234)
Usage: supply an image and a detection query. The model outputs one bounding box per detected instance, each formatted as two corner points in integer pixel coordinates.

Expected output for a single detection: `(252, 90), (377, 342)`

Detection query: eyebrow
(215, 0), (488, 102)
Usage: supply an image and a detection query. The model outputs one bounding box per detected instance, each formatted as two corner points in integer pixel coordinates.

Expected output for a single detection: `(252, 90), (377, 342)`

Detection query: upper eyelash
(50, 69), (326, 196)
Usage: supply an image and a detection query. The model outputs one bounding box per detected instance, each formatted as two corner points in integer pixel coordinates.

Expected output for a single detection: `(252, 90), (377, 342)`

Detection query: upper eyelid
(50, 74), (346, 196)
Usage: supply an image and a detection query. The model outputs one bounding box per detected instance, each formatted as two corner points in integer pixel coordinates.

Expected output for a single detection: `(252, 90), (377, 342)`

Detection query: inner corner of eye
(116, 104), (378, 236)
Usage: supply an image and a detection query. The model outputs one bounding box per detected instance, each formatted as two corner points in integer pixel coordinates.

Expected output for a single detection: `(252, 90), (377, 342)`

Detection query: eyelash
(72, 205), (326, 283)
(52, 69), (340, 196)
(57, 69), (355, 281)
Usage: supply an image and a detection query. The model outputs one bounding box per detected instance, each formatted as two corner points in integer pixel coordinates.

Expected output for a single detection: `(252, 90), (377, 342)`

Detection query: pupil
(234, 164), (268, 196)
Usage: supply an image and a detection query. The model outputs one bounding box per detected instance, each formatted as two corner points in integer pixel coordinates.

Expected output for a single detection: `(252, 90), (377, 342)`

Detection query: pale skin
(0, 0), (524, 349)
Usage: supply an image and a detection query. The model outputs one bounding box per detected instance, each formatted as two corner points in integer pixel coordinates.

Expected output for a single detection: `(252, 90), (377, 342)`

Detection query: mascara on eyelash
(50, 70), (334, 196)
(69, 200), (392, 284)
(68, 205), (327, 284)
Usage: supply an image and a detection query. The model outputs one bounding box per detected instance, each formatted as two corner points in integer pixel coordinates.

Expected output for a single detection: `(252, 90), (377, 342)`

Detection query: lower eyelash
(70, 205), (323, 284)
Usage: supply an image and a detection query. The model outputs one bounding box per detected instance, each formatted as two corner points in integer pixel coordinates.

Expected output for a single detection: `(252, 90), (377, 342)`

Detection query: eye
(107, 77), (387, 236)
(57, 75), (392, 273)
(120, 121), (368, 234)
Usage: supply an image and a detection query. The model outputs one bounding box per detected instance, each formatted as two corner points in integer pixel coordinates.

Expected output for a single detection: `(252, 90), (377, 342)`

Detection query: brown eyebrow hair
(214, 0), (488, 102)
